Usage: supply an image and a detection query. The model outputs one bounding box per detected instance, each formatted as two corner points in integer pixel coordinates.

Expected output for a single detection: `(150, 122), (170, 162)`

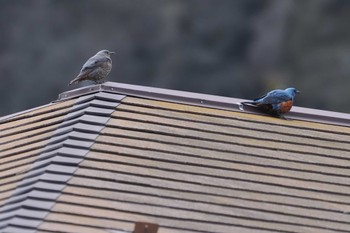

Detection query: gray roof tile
(3, 226), (36, 233)
(2, 82), (350, 233)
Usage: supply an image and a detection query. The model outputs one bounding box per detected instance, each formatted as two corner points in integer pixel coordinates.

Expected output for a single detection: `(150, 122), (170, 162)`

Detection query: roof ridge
(57, 82), (350, 127)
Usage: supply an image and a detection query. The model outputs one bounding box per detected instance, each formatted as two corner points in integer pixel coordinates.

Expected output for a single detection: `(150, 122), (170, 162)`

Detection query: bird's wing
(81, 55), (110, 72)
(253, 93), (267, 102)
(260, 90), (292, 104)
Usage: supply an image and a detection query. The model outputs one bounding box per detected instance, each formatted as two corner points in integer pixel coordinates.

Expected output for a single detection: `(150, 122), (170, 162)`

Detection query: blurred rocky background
(1, 0), (350, 116)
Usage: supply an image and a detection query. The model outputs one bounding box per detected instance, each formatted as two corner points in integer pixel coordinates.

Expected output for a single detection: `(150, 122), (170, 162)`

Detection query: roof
(1, 82), (350, 233)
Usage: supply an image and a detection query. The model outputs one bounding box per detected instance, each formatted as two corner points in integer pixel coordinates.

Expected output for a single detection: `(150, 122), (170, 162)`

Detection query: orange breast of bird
(279, 100), (293, 114)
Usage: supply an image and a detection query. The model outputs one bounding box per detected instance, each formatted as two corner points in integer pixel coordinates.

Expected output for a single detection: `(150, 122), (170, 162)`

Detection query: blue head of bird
(285, 87), (300, 98)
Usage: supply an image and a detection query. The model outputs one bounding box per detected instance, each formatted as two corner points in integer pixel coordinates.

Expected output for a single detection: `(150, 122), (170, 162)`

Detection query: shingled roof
(1, 82), (350, 233)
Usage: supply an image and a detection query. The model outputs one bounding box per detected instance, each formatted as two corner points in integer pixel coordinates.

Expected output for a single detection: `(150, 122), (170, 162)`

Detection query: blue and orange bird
(239, 87), (300, 119)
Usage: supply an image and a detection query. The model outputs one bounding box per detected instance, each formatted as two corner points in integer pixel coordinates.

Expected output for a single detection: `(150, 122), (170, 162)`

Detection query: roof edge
(56, 82), (350, 127)
(0, 102), (55, 123)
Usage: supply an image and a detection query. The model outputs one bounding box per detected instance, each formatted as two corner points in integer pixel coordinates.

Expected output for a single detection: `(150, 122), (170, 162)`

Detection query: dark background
(1, 0), (350, 117)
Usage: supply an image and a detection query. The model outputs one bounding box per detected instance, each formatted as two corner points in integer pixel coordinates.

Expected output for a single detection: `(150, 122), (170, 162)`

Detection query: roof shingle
(1, 82), (350, 233)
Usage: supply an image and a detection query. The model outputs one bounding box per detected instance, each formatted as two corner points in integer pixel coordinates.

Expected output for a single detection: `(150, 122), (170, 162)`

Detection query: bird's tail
(68, 80), (76, 86)
(240, 101), (258, 106)
(238, 101), (259, 111)
(68, 75), (82, 86)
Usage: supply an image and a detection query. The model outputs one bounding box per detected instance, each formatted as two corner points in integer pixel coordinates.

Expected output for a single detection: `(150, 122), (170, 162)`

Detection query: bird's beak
(109, 51), (115, 55)
(296, 90), (300, 94)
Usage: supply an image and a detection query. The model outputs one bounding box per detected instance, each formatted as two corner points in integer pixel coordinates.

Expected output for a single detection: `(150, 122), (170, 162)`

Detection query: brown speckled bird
(69, 50), (115, 85)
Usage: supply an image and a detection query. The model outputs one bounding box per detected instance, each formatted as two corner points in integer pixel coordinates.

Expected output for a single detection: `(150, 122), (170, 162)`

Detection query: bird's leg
(95, 80), (106, 85)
